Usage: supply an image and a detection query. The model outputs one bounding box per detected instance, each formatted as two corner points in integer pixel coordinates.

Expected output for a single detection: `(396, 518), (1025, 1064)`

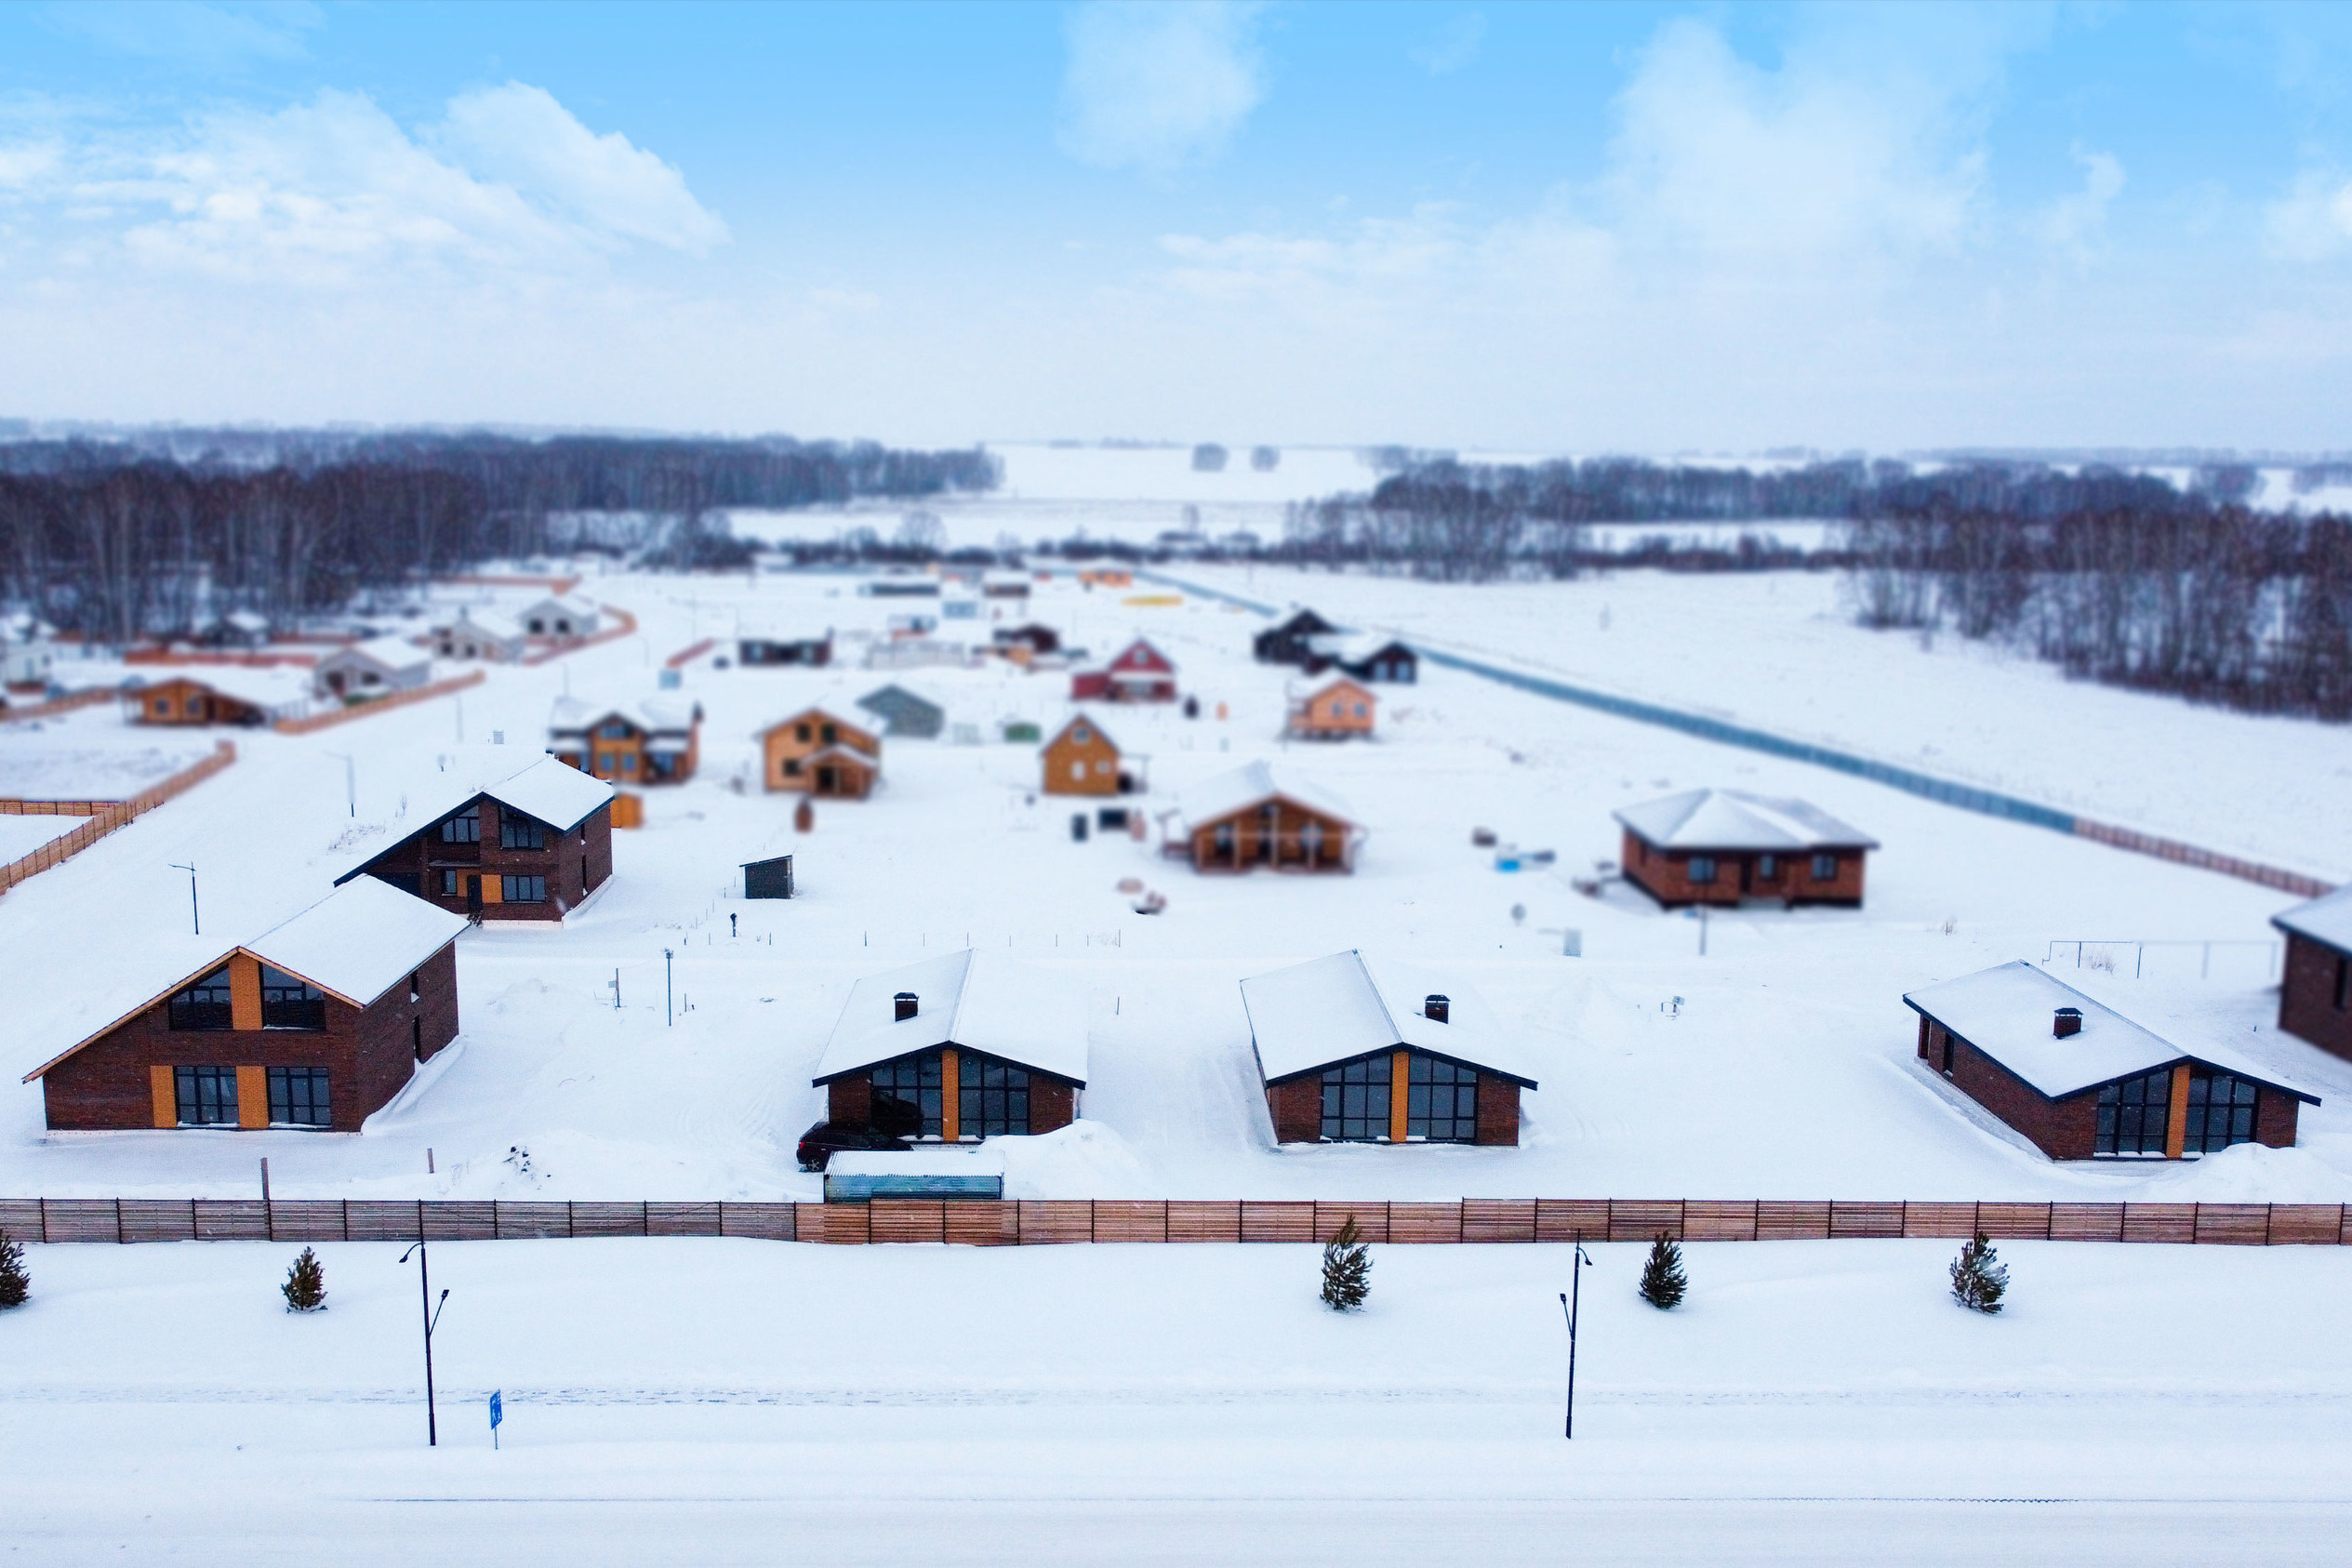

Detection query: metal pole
(400, 1242), (450, 1447)
(1560, 1238), (1591, 1439)
(170, 863), (198, 935)
(665, 949), (673, 1026)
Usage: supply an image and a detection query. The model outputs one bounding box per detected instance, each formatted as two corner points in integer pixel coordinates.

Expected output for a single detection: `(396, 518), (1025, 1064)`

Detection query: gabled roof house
(1164, 760), (1362, 873)
(340, 751), (616, 922)
(126, 670), (310, 727)
(549, 696), (703, 785)
(1071, 637), (1176, 702)
(313, 635), (432, 701)
(430, 607), (526, 662)
(757, 707), (882, 798)
(1615, 788), (1878, 909)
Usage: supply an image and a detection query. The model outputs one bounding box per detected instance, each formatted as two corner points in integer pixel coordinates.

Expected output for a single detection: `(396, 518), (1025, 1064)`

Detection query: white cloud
(1056, 2), (1266, 173)
(2263, 170), (2352, 260)
(2035, 143), (2125, 262)
(38, 1), (321, 68)
(1409, 12), (1486, 76)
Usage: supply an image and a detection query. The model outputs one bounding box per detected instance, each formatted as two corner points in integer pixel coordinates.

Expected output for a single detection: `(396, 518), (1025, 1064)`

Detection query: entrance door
(816, 765), (838, 795)
(1257, 804), (1278, 864)
(1738, 857), (1752, 895)
(464, 875), (483, 916)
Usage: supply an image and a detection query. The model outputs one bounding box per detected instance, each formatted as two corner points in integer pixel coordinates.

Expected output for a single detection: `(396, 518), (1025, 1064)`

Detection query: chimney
(1425, 993), (1450, 1024)
(894, 991), (919, 1022)
(2053, 1006), (2082, 1039)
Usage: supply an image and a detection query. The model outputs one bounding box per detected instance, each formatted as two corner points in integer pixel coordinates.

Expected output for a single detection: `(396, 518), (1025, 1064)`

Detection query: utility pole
(1560, 1240), (1594, 1439)
(398, 1242), (452, 1446)
(169, 863), (199, 935)
(664, 949), (674, 1026)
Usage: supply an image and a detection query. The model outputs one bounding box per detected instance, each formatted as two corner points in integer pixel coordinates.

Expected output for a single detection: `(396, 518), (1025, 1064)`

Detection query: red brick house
(1241, 950), (1535, 1145)
(1615, 788), (1877, 908)
(342, 753), (616, 922)
(1163, 760), (1362, 873)
(1906, 961), (2317, 1161)
(1070, 637), (1176, 702)
(2272, 887), (2352, 1062)
(811, 950), (1088, 1142)
(20, 878), (467, 1133)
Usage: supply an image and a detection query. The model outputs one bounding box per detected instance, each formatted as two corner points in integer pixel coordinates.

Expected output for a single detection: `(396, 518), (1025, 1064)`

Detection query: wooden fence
(0, 799), (110, 817)
(271, 670), (485, 737)
(5, 1197), (2350, 1248)
(0, 741), (236, 896)
(0, 685), (120, 723)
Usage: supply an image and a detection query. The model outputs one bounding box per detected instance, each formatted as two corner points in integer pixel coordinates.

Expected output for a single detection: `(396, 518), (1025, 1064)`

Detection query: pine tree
(0, 1229), (27, 1309)
(1320, 1216), (1371, 1312)
(1638, 1232), (1687, 1309)
(1949, 1230), (2007, 1315)
(281, 1246), (327, 1312)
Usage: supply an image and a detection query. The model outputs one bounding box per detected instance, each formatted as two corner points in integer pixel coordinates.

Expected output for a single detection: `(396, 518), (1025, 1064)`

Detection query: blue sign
(489, 1390), (502, 1429)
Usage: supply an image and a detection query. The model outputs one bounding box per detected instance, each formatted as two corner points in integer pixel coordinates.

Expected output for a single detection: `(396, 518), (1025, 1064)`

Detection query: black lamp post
(398, 1242), (451, 1446)
(1559, 1240), (1594, 1440)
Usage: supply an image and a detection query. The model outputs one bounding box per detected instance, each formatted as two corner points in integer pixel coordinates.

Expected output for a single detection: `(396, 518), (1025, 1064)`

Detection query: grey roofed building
(857, 684), (947, 739)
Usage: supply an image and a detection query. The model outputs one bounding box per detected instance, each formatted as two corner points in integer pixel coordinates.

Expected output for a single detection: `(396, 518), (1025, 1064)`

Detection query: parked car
(795, 1120), (907, 1172)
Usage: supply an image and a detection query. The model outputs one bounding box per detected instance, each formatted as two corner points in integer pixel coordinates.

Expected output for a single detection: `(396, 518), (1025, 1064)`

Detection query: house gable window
(259, 965), (326, 1030)
(1811, 852), (1840, 881)
(174, 1066), (238, 1126)
(1072, 724), (1091, 745)
(499, 813), (548, 849)
(2184, 1070), (2259, 1154)
(1407, 1056), (1478, 1142)
(1320, 1054), (1391, 1142)
(168, 967), (234, 1030)
(598, 721), (633, 740)
(439, 804), (481, 844)
(870, 1052), (943, 1138)
(268, 1066), (331, 1127)
(2095, 1070), (2173, 1157)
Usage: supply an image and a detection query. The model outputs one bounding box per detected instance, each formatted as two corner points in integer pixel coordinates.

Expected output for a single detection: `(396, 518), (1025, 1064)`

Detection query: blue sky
(3, 1), (2352, 451)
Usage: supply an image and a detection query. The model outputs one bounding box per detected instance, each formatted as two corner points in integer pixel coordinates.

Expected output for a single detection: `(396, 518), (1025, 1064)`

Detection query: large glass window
(499, 813), (547, 849)
(1407, 1056), (1480, 1142)
(268, 1067), (331, 1127)
(168, 967), (234, 1030)
(259, 965), (326, 1030)
(960, 1055), (1030, 1137)
(2184, 1071), (2259, 1154)
(870, 1052), (942, 1138)
(175, 1066), (238, 1126)
(439, 804), (480, 844)
(501, 874), (547, 903)
(2095, 1069), (2173, 1157)
(1320, 1054), (1391, 1142)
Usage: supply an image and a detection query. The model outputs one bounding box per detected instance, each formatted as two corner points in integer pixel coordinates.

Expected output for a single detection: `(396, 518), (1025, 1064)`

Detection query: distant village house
(1164, 760), (1361, 873)
(1070, 637), (1177, 703)
(1042, 713), (1140, 796)
(549, 697), (703, 785)
(312, 635), (432, 702)
(758, 707), (883, 799)
(430, 607), (526, 662)
(1253, 608), (1337, 666)
(518, 593), (602, 640)
(1286, 677), (1376, 740)
(737, 630), (832, 668)
(2272, 886), (2352, 1063)
(126, 671), (309, 727)
(346, 753), (617, 922)
(857, 684), (947, 739)
(1615, 789), (1876, 908)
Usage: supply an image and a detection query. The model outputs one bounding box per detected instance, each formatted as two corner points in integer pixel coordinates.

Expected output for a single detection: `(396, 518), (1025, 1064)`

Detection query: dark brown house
(1240, 950), (1535, 1146)
(1906, 961), (2317, 1161)
(2273, 887), (2352, 1062)
(1253, 607), (1337, 665)
(1615, 788), (1876, 908)
(811, 951), (1087, 1142)
(21, 878), (467, 1133)
(342, 753), (615, 922)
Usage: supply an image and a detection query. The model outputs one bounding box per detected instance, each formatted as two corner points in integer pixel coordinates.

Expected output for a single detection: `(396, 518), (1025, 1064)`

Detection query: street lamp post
(323, 751), (355, 817)
(398, 1242), (452, 1446)
(664, 948), (674, 1026)
(168, 862), (199, 936)
(1560, 1239), (1594, 1440)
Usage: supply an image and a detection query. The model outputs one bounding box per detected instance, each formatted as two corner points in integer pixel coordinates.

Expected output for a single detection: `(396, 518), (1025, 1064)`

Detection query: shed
(1241, 950), (1535, 1145)
(812, 950), (1087, 1142)
(738, 629), (832, 667)
(1615, 788), (1877, 908)
(2272, 886), (2352, 1062)
(1163, 760), (1361, 873)
(1906, 961), (2318, 1161)
(857, 684), (947, 739)
(742, 855), (795, 899)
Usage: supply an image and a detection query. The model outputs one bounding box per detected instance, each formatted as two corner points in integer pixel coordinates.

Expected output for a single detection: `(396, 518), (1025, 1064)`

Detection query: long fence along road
(1141, 571), (2337, 900)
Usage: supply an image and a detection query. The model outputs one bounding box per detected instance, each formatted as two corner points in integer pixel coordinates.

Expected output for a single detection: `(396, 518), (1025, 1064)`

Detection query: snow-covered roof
(478, 753), (615, 831)
(323, 753), (613, 876)
(140, 667), (312, 711)
(2273, 885), (2352, 956)
(522, 592), (600, 618)
(807, 741), (880, 769)
(1903, 961), (2318, 1103)
(1048, 712), (1119, 751)
(1240, 950), (1538, 1087)
(857, 683), (945, 715)
(21, 879), (466, 1083)
(813, 950), (1089, 1086)
(1174, 760), (1359, 831)
(548, 696), (699, 737)
(1614, 789), (1878, 851)
(1305, 631), (1409, 660)
(753, 705), (874, 741)
(317, 634), (430, 672)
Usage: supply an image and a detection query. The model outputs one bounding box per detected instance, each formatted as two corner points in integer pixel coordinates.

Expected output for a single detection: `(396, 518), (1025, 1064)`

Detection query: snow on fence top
(814, 949), (1091, 1086)
(1615, 788), (1879, 852)
(1241, 950), (1538, 1087)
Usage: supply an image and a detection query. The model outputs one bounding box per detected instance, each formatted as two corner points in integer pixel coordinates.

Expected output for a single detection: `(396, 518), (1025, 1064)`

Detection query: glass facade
(175, 1066), (238, 1126)
(2095, 1069), (2173, 1157)
(268, 1067), (332, 1127)
(1407, 1056), (1480, 1142)
(1320, 1055), (1391, 1142)
(2183, 1071), (2259, 1154)
(259, 965), (326, 1030)
(168, 967), (234, 1030)
(871, 1052), (943, 1138)
(960, 1056), (1030, 1137)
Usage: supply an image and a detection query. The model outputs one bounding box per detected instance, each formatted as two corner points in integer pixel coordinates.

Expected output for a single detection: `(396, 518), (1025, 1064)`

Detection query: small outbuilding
(811, 950), (1088, 1142)
(549, 697), (703, 785)
(2272, 886), (2352, 1062)
(737, 630), (832, 667)
(758, 708), (883, 798)
(1163, 760), (1362, 873)
(857, 684), (947, 739)
(1042, 712), (1138, 796)
(1287, 677), (1376, 740)
(1241, 950), (1535, 1145)
(345, 751), (617, 922)
(1254, 608), (1337, 666)
(742, 855), (795, 899)
(126, 671), (309, 727)
(1906, 960), (2318, 1160)
(1615, 788), (1877, 908)
(313, 635), (432, 701)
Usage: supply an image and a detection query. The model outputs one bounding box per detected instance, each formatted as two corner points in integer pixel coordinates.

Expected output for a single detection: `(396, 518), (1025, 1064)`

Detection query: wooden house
(20, 878), (468, 1134)
(1254, 608), (1337, 665)
(757, 707), (883, 799)
(429, 607), (526, 661)
(313, 635), (431, 701)
(126, 671), (308, 727)
(737, 630), (832, 667)
(1615, 789), (1876, 909)
(345, 753), (617, 922)
(1042, 713), (1139, 796)
(2273, 887), (2352, 1062)
(811, 950), (1087, 1142)
(1907, 961), (2318, 1161)
(1241, 950), (1535, 1145)
(549, 697), (703, 785)
(1164, 760), (1361, 873)
(857, 684), (947, 739)
(1071, 637), (1176, 702)
(1287, 677), (1376, 740)
(1303, 632), (1418, 684)
(518, 593), (601, 640)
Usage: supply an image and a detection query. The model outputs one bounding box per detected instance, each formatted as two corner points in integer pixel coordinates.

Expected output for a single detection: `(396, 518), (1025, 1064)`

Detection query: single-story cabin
(20, 877), (467, 1134)
(429, 607), (527, 662)
(1241, 950), (1535, 1145)
(857, 684), (947, 739)
(1302, 632), (1418, 684)
(1042, 712), (1140, 796)
(518, 593), (601, 640)
(549, 696), (702, 785)
(811, 950), (1087, 1142)
(2273, 885), (2352, 1061)
(125, 670), (309, 727)
(1071, 637), (1177, 703)
(313, 635), (432, 701)
(1906, 960), (2318, 1160)
(1615, 788), (1877, 909)
(1163, 759), (1362, 873)
(1254, 608), (1338, 666)
(343, 751), (617, 922)
(737, 630), (832, 667)
(993, 624), (1062, 657)
(1286, 677), (1376, 740)
(757, 707), (883, 799)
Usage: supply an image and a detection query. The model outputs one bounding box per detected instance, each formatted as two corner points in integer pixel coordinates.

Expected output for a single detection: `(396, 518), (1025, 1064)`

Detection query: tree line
(0, 432), (999, 641)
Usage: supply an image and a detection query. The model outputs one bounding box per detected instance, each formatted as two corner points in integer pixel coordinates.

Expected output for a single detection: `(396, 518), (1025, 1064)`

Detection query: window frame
(167, 967), (235, 1031)
(2182, 1070), (2260, 1155)
(267, 1066), (332, 1128)
(174, 1065), (239, 1127)
(870, 1051), (944, 1138)
(1319, 1053), (1392, 1143)
(259, 964), (326, 1030)
(1687, 855), (1717, 885)
(501, 874), (547, 904)
(2094, 1069), (2173, 1158)
(1406, 1054), (1479, 1143)
(959, 1053), (1031, 1138)
(1811, 852), (1840, 882)
(439, 804), (482, 844)
(499, 812), (548, 850)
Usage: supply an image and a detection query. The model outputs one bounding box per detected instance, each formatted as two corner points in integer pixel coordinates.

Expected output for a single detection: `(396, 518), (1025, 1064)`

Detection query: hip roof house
(857, 683), (947, 739)
(812, 950), (1088, 1143)
(1615, 788), (1878, 908)
(1286, 676), (1376, 740)
(1163, 760), (1362, 873)
(1906, 961), (2318, 1161)
(2272, 886), (2352, 1062)
(1242, 950), (1536, 1145)
(340, 751), (616, 922)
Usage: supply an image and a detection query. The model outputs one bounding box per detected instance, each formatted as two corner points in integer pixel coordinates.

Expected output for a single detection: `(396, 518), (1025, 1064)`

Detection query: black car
(795, 1120), (907, 1173)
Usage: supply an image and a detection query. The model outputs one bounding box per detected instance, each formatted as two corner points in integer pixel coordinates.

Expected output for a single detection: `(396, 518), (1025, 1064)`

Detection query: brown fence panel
(944, 1203), (1021, 1246)
(1535, 1199), (1609, 1242)
(2121, 1203), (2195, 1244)
(1829, 1202), (1906, 1240)
(1682, 1201), (1759, 1242)
(1608, 1200), (1682, 1242)
(1975, 1203), (2053, 1241)
(1239, 1201), (1315, 1243)
(1017, 1201), (1096, 1244)
(1166, 1201), (1241, 1242)
(193, 1200), (269, 1241)
(571, 1203), (648, 1238)
(645, 1203), (722, 1238)
(1756, 1202), (1831, 1240)
(269, 1201), (348, 1243)
(868, 1201), (946, 1244)
(40, 1201), (121, 1242)
(1092, 1201), (1169, 1243)
(341, 1202), (421, 1242)
(497, 1203), (573, 1240)
(796, 1204), (866, 1243)
(720, 1203), (795, 1242)
(1461, 1199), (1535, 1242)
(0, 1198), (42, 1239)
(421, 1202), (497, 1242)
(1905, 1202), (1980, 1239)
(119, 1200), (195, 1243)
(2266, 1204), (2344, 1246)
(1391, 1203), (1467, 1243)
(2192, 1204), (2272, 1246)
(2049, 1203), (2122, 1242)
(1313, 1202), (1392, 1243)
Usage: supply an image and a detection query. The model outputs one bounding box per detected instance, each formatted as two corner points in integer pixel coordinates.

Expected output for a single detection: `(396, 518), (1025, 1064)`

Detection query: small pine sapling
(1320, 1216), (1372, 1312)
(281, 1246), (327, 1313)
(0, 1229), (27, 1309)
(1638, 1232), (1687, 1309)
(1949, 1229), (2007, 1315)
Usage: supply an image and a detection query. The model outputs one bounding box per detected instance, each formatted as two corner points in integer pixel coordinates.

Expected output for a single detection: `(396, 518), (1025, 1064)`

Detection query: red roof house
(1071, 637), (1176, 703)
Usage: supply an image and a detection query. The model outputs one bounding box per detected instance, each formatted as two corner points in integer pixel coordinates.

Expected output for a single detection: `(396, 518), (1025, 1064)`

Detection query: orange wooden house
(758, 707), (883, 799)
(1041, 713), (1134, 797)
(1286, 677), (1376, 740)
(1164, 760), (1362, 873)
(548, 698), (702, 786)
(126, 671), (308, 727)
